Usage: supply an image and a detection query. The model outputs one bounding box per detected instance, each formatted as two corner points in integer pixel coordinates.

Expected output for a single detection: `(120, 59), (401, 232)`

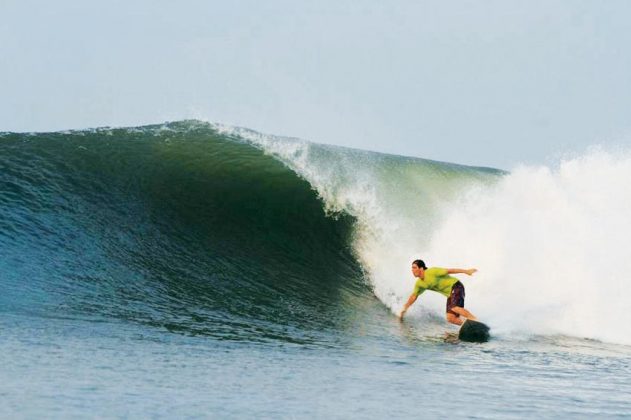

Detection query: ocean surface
(1, 120), (630, 418)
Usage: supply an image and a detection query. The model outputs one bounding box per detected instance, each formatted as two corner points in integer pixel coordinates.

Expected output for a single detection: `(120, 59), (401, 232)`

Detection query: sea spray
(234, 126), (631, 345)
(427, 149), (631, 344)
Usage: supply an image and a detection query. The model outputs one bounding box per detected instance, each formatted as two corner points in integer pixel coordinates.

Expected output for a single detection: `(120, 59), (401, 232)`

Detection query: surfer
(398, 259), (478, 325)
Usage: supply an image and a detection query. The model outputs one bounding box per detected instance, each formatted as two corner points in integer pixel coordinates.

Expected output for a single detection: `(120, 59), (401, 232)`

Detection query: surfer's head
(411, 259), (427, 278)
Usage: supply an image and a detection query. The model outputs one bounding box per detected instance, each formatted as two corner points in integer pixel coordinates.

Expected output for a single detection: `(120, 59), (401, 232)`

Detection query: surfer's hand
(465, 268), (477, 276)
(397, 310), (405, 320)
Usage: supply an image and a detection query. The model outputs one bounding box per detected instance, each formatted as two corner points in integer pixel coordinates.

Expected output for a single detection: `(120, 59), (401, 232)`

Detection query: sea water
(1, 121), (630, 418)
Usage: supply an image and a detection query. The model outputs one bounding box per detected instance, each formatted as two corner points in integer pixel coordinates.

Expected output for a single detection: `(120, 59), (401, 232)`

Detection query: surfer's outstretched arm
(398, 294), (418, 319)
(447, 268), (477, 276)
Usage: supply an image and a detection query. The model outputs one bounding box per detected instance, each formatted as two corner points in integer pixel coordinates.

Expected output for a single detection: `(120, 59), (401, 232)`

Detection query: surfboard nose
(458, 319), (491, 343)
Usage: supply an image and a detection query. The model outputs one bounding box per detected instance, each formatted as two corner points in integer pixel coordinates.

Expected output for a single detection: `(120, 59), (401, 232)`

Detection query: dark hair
(412, 259), (427, 269)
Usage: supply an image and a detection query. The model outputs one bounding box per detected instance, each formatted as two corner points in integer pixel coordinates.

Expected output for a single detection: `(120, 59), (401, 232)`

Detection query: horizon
(2, 1), (631, 169)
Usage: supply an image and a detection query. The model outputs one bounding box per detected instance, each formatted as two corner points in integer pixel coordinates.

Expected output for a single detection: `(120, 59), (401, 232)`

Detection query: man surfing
(398, 259), (478, 325)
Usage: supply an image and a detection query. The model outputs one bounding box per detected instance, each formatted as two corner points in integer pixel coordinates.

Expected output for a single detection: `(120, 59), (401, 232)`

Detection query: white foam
(427, 149), (631, 345)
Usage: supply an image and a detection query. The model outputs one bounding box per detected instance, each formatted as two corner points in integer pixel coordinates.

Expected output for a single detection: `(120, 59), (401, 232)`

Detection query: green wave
(0, 121), (372, 344)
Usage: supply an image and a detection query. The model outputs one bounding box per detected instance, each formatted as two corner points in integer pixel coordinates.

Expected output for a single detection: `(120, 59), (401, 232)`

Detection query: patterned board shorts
(446, 281), (465, 315)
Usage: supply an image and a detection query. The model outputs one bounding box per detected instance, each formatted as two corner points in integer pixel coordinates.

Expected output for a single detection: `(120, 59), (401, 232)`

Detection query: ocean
(1, 120), (630, 418)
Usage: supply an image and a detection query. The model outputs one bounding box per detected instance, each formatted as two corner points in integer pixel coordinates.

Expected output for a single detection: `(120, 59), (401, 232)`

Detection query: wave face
(2, 120), (629, 345)
(0, 122), (367, 344)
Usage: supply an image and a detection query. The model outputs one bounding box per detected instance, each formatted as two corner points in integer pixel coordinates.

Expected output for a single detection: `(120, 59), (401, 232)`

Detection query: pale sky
(2, 0), (631, 168)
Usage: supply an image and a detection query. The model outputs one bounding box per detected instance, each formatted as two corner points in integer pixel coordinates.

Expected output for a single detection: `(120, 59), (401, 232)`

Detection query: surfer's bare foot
(446, 313), (464, 325)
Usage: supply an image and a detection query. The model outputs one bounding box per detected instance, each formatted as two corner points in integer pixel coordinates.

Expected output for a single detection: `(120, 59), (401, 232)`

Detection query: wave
(1, 120), (628, 345)
(218, 124), (631, 346)
(0, 121), (367, 344)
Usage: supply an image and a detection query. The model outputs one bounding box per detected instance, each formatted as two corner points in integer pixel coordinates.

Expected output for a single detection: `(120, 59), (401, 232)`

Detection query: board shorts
(446, 281), (465, 315)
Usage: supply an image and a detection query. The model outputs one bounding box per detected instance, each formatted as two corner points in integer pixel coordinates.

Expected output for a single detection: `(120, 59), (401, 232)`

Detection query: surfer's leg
(446, 282), (476, 323)
(446, 312), (463, 325)
(450, 306), (477, 321)
(446, 282), (472, 324)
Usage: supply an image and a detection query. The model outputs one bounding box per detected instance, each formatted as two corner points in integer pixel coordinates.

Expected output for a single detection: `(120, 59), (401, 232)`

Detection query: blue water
(3, 310), (631, 418)
(1, 122), (630, 418)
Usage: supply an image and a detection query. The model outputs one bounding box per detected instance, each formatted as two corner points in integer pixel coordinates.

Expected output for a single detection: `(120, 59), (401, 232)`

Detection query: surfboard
(458, 319), (490, 343)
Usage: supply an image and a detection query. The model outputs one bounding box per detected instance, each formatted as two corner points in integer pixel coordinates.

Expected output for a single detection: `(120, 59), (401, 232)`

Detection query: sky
(1, 0), (630, 169)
